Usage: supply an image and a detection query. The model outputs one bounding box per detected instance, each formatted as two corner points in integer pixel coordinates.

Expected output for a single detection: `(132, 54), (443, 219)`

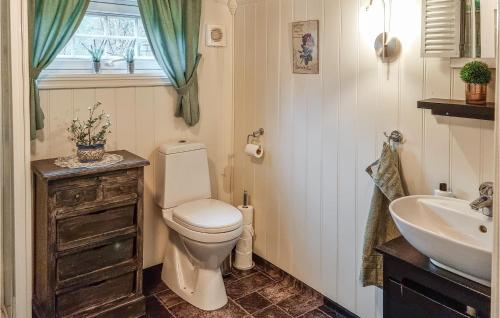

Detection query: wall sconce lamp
(366, 0), (401, 63)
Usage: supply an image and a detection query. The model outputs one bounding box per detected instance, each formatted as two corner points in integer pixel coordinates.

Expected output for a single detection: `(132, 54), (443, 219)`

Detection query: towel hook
(384, 130), (403, 144)
(247, 128), (264, 144)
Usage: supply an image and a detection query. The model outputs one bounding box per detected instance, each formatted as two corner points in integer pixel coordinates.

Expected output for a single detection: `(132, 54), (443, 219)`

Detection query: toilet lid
(173, 199), (243, 234)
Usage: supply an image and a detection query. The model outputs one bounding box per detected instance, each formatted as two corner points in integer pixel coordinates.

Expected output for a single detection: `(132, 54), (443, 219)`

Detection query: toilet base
(160, 231), (229, 311)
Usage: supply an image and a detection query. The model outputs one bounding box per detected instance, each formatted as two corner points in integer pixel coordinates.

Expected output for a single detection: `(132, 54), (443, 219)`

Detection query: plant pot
(76, 143), (105, 162)
(127, 62), (135, 74)
(93, 61), (101, 74)
(465, 83), (487, 105)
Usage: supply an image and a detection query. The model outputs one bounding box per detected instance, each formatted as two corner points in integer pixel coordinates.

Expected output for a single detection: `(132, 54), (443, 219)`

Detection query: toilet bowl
(160, 200), (242, 310)
(154, 142), (243, 310)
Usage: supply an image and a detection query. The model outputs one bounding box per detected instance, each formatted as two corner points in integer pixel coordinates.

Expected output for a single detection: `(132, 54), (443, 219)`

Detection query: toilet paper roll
(245, 144), (264, 158)
(237, 205), (254, 225)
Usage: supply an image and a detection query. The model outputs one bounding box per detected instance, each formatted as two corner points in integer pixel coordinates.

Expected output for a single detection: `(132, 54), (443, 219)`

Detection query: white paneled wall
(233, 0), (495, 317)
(31, 0), (234, 268)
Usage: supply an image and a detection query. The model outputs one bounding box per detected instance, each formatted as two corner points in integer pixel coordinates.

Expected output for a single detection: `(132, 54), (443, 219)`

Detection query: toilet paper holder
(247, 128), (265, 144)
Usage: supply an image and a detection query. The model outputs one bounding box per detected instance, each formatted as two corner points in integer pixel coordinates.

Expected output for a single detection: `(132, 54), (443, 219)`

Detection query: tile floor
(144, 259), (347, 318)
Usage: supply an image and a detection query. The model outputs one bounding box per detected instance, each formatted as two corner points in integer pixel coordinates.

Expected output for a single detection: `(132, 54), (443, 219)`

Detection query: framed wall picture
(292, 20), (319, 74)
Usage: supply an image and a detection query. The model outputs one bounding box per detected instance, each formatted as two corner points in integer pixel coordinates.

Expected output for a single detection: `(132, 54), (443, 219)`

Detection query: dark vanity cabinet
(377, 238), (491, 318)
(32, 151), (149, 318)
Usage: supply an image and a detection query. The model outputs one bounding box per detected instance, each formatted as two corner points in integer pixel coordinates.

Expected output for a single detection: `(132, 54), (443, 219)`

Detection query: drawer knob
(74, 194), (81, 201)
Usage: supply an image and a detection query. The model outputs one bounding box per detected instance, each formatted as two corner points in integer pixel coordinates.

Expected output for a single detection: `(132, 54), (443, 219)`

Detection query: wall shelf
(417, 98), (495, 121)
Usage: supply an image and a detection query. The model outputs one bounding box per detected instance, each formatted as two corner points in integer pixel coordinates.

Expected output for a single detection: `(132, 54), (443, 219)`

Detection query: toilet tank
(155, 141), (211, 209)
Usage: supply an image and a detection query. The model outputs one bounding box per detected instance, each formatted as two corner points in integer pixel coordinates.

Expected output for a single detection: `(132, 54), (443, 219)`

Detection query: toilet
(154, 141), (243, 311)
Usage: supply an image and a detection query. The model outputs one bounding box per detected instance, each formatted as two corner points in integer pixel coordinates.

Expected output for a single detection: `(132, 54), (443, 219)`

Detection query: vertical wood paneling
(234, 0), (495, 317)
(115, 87), (137, 153)
(48, 90), (74, 156)
(264, 0), (281, 266)
(337, 0), (358, 311)
(254, 0), (268, 259)
(320, 0), (340, 301)
(96, 88), (117, 151)
(276, 0), (294, 273)
(305, 0), (324, 291)
(355, 0), (380, 316)
(291, 0), (309, 283)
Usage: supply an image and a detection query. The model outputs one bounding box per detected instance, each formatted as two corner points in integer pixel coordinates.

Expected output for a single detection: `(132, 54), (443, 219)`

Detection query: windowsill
(37, 71), (171, 90)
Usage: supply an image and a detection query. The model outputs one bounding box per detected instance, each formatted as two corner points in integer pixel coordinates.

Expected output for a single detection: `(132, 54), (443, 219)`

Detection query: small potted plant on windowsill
(460, 61), (492, 105)
(124, 40), (136, 74)
(82, 40), (107, 74)
(68, 102), (111, 163)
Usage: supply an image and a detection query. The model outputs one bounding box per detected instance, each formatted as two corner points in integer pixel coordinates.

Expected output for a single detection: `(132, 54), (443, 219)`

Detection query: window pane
(73, 37), (106, 57)
(76, 15), (105, 36)
(108, 16), (136, 37)
(108, 39), (133, 56)
(137, 39), (153, 57)
(59, 41), (73, 56)
(137, 21), (147, 37)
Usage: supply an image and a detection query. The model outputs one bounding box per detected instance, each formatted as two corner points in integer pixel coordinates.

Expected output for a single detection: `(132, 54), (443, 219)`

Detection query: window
(44, 0), (163, 75)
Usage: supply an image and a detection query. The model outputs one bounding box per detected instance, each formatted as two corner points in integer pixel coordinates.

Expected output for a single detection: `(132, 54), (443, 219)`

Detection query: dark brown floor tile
(155, 289), (185, 308)
(255, 262), (285, 281)
(253, 305), (292, 318)
(205, 299), (249, 318)
(223, 273), (240, 285)
(277, 291), (324, 317)
(226, 272), (274, 300)
(169, 301), (208, 317)
(144, 264), (168, 296)
(258, 276), (301, 304)
(236, 292), (272, 314)
(169, 299), (248, 318)
(146, 296), (173, 318)
(300, 309), (333, 318)
(231, 266), (261, 279)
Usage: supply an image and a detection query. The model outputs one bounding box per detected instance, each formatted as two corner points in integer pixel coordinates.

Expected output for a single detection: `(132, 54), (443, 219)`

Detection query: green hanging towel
(361, 142), (407, 288)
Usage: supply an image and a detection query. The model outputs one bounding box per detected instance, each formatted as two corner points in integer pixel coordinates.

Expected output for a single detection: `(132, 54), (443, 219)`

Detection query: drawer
(57, 238), (135, 282)
(53, 184), (102, 209)
(56, 272), (135, 317)
(57, 205), (136, 249)
(385, 279), (472, 318)
(102, 180), (138, 200)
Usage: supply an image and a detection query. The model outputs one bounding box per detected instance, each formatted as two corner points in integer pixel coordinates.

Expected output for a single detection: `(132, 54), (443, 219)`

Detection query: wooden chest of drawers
(32, 150), (149, 318)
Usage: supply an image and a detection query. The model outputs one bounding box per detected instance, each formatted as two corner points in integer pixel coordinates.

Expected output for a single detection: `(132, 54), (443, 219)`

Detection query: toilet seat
(162, 200), (243, 243)
(173, 199), (242, 234)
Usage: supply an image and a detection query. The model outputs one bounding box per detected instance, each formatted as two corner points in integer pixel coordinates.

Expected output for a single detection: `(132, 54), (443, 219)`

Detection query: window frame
(40, 0), (168, 85)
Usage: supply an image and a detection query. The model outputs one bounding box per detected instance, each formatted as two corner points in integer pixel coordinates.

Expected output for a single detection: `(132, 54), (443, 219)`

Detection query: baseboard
(322, 297), (360, 318)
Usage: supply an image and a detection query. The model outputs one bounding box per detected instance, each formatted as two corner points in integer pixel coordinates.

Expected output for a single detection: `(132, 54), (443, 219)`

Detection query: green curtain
(138, 0), (202, 126)
(29, 0), (90, 140)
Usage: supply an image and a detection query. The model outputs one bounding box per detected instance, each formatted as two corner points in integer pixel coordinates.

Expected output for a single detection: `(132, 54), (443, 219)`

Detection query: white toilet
(154, 141), (243, 311)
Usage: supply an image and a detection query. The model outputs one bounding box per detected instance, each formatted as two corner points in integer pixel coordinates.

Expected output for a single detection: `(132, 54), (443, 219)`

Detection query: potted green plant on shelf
(460, 61), (492, 105)
(82, 40), (107, 74)
(124, 40), (136, 74)
(68, 102), (111, 163)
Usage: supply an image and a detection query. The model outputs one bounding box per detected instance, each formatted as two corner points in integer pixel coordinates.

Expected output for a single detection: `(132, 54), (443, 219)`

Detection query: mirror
(463, 0), (497, 58)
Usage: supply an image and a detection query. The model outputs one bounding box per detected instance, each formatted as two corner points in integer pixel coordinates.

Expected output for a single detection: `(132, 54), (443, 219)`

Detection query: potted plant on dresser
(68, 101), (111, 162)
(460, 61), (492, 105)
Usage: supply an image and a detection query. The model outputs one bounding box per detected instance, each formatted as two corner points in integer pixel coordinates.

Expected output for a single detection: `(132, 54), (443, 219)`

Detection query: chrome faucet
(470, 182), (494, 217)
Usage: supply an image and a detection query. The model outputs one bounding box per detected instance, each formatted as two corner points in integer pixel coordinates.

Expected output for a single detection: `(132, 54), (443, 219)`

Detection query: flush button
(479, 225), (487, 233)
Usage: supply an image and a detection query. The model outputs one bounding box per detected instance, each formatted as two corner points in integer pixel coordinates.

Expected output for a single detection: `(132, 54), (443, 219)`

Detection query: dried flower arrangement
(67, 102), (111, 162)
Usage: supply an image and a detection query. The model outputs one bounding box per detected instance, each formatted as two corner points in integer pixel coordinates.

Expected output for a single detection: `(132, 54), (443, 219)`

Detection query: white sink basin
(389, 195), (493, 286)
